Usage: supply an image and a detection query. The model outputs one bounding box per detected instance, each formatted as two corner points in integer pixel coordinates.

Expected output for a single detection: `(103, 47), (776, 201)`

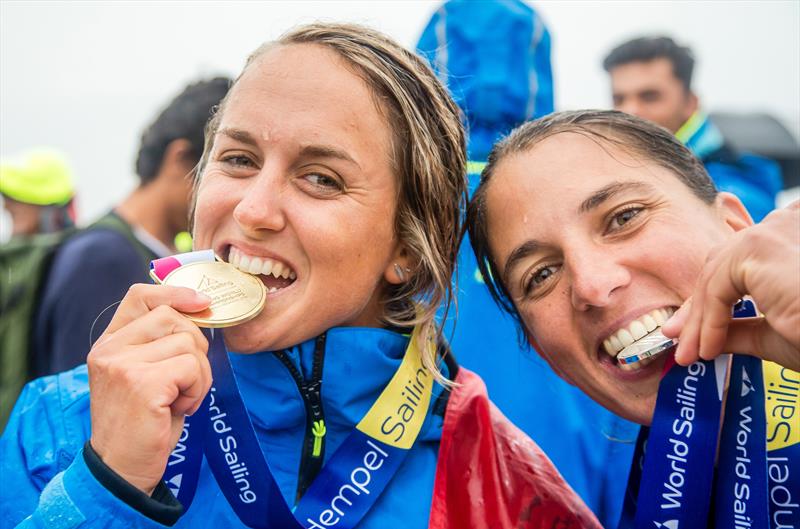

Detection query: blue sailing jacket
(0, 327), (446, 528)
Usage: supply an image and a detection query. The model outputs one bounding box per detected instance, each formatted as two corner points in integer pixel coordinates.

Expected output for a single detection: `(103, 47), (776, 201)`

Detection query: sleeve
(0, 377), (177, 529)
(34, 230), (151, 375)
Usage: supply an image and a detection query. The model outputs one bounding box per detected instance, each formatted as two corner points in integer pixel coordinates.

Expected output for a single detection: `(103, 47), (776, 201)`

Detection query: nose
(232, 167), (287, 235)
(567, 245), (630, 311)
(618, 100), (642, 119)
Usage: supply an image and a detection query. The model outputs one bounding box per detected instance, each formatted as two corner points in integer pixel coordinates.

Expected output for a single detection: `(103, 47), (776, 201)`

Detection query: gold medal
(160, 261), (266, 328)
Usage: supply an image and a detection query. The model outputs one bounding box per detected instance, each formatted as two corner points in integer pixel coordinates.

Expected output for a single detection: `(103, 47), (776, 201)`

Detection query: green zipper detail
(311, 420), (326, 457)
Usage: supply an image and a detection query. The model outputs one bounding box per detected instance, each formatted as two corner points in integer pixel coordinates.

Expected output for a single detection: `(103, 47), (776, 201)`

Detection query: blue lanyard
(151, 251), (437, 527)
(618, 300), (789, 528)
(163, 328), (435, 528)
(713, 301), (769, 529)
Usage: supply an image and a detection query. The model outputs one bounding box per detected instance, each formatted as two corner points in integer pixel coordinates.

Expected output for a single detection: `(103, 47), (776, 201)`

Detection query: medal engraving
(161, 261), (266, 328)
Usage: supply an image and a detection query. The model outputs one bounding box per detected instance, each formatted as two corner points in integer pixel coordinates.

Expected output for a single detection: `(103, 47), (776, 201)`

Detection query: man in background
(32, 77), (230, 376)
(603, 36), (781, 221)
(417, 2), (637, 526)
(0, 150), (76, 239)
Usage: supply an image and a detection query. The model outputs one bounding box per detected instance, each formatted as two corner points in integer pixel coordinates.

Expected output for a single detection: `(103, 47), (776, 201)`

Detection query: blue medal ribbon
(633, 355), (726, 528)
(162, 389), (207, 509)
(154, 249), (436, 528)
(714, 300), (769, 529)
(618, 300), (797, 528)
(203, 329), (301, 527)
(199, 328), (432, 528)
(763, 362), (800, 528)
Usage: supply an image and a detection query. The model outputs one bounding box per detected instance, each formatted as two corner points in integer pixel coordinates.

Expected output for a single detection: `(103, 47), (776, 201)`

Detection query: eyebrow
(298, 144), (360, 169)
(578, 181), (654, 214)
(216, 128), (360, 169)
(217, 127), (259, 147)
(502, 239), (542, 284)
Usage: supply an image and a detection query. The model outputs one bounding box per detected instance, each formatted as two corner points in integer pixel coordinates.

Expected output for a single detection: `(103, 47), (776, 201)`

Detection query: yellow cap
(0, 149), (75, 206)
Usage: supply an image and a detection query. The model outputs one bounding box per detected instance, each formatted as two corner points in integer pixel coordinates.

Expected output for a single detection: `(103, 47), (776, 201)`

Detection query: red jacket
(430, 367), (602, 529)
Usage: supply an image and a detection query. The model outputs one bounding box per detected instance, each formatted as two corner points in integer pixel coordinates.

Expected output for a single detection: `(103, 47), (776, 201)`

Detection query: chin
(222, 320), (278, 354)
(611, 391), (658, 426)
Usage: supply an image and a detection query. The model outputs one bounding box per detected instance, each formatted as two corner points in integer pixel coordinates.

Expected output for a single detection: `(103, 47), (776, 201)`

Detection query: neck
(115, 182), (177, 250)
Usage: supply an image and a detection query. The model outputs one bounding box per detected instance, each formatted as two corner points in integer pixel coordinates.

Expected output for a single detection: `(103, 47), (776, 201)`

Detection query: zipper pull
(311, 419), (326, 457)
(302, 380), (325, 459)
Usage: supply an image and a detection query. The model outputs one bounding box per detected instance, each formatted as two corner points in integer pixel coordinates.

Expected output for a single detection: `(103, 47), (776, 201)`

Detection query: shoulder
(58, 228), (141, 268)
(8, 366), (91, 477)
(46, 226), (146, 292)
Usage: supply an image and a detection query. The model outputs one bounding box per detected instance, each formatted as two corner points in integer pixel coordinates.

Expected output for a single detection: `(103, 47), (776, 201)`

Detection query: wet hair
(466, 109), (716, 323)
(135, 77), (231, 184)
(195, 23), (467, 380)
(603, 36), (695, 92)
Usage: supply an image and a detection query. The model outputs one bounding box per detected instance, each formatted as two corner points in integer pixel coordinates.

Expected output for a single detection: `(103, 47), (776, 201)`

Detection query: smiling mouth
(600, 307), (676, 371)
(228, 247), (297, 293)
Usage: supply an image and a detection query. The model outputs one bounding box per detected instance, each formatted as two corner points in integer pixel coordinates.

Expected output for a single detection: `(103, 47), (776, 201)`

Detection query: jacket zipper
(273, 333), (327, 504)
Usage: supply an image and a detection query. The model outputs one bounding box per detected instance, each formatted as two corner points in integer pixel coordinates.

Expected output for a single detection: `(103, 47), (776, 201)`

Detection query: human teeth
(629, 321), (647, 340)
(617, 329), (634, 348)
(228, 248), (296, 281)
(601, 307), (677, 358)
(267, 286), (279, 293)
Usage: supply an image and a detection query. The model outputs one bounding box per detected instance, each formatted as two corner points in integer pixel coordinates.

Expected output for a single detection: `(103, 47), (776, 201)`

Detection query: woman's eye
(523, 264), (559, 296)
(304, 173), (342, 190)
(221, 155), (256, 168)
(610, 207), (642, 230)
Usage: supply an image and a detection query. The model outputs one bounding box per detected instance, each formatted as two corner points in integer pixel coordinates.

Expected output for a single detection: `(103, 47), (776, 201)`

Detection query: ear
(714, 191), (753, 233)
(159, 139), (196, 181)
(384, 244), (414, 285)
(524, 329), (576, 385)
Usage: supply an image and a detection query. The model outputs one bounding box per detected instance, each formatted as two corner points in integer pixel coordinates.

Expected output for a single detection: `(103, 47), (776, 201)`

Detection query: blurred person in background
(0, 149), (76, 239)
(31, 77), (230, 377)
(417, 1), (636, 526)
(603, 36), (782, 222)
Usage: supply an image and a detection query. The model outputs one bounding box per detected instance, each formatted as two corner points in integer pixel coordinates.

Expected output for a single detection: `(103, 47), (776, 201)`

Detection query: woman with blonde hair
(1, 24), (598, 529)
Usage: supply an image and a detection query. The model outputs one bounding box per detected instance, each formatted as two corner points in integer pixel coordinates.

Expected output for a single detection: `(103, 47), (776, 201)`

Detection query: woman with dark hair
(467, 109), (799, 528)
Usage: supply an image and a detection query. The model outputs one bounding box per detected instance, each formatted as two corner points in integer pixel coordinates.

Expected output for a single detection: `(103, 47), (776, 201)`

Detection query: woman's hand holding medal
(87, 284), (213, 495)
(666, 201), (800, 370)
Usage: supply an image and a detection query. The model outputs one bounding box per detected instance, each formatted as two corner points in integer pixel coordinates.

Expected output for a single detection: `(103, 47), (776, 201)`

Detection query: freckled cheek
(644, 240), (707, 298)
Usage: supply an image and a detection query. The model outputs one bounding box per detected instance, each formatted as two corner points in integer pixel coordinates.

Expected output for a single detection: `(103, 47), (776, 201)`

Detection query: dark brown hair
(465, 109), (716, 321)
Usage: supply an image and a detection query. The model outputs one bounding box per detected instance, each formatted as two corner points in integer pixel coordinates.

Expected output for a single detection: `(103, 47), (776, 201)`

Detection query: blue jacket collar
(228, 327), (446, 443)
